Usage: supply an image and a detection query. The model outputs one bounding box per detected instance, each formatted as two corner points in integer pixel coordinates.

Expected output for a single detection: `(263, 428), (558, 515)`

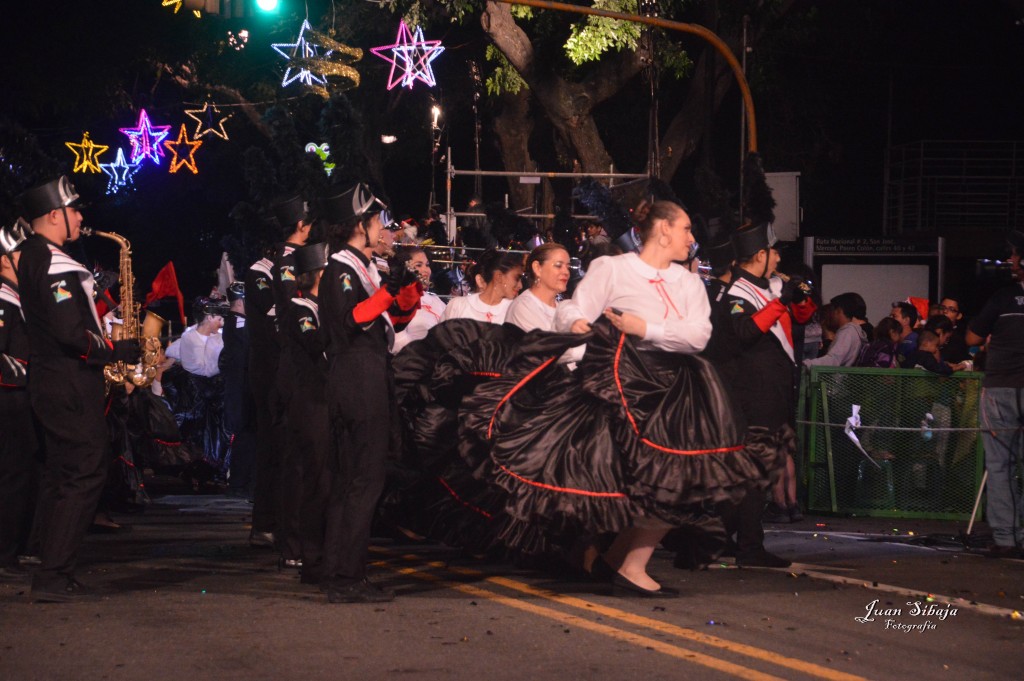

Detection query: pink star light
(370, 20), (444, 90)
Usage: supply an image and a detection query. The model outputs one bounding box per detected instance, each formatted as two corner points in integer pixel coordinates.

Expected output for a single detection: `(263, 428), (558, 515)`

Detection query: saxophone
(81, 226), (165, 387)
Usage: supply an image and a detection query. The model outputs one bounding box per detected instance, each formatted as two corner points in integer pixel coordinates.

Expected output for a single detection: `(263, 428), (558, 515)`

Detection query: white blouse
(554, 252), (711, 354)
(392, 291), (447, 354)
(440, 292), (513, 325)
(505, 288), (557, 332)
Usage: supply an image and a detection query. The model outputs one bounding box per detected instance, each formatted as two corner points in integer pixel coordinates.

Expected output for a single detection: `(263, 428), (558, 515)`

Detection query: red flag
(146, 261), (186, 326)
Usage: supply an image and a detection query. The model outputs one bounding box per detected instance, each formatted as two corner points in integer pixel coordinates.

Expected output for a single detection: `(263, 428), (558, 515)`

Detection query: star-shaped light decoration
(65, 132), (109, 174)
(305, 143), (335, 177)
(99, 148), (141, 195)
(164, 125), (203, 174)
(162, 0), (182, 12)
(371, 20), (445, 91)
(184, 101), (233, 140)
(272, 20), (332, 89)
(119, 109), (172, 166)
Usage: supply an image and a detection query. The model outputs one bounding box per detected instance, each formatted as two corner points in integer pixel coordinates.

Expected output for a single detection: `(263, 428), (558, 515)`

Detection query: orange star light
(65, 132), (109, 174)
(184, 101), (233, 140)
(163, 125), (203, 174)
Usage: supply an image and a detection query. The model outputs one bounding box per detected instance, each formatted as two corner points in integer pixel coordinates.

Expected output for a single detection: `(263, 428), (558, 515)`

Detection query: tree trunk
(481, 1), (645, 175)
(492, 87), (536, 210)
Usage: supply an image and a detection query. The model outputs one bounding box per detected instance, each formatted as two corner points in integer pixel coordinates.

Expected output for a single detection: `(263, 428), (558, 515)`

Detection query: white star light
(99, 148), (140, 195)
(272, 20), (333, 88)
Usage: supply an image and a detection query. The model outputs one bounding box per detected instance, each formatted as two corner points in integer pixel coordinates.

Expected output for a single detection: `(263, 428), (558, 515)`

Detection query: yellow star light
(164, 125), (203, 174)
(162, 0), (182, 13)
(65, 132), (109, 174)
(184, 101), (233, 140)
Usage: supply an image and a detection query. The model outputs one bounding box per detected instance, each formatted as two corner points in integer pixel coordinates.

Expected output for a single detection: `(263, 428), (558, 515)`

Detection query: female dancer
(440, 249), (522, 324)
(391, 247), (447, 354)
(463, 201), (772, 597)
(505, 243), (570, 333)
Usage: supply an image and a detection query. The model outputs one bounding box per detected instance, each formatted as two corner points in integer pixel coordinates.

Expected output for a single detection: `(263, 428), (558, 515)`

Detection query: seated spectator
(179, 298), (225, 377)
(804, 292), (868, 367)
(890, 301), (919, 361)
(924, 314), (954, 351)
(900, 329), (952, 375)
(855, 317), (902, 368)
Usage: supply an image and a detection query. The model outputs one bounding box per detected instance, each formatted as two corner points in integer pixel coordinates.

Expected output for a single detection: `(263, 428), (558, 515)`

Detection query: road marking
(376, 560), (789, 681)
(373, 549), (870, 681)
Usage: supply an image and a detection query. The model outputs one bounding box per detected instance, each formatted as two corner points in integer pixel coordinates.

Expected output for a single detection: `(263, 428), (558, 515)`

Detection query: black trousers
(0, 389), (39, 567)
(28, 360), (110, 586)
(249, 353), (282, 534)
(283, 395), (331, 569)
(719, 486), (767, 560)
(322, 350), (390, 585)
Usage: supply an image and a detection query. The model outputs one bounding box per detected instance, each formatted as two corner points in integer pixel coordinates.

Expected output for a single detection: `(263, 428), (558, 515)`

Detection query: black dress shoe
(0, 564), (31, 582)
(327, 579), (396, 604)
(612, 572), (680, 598)
(736, 551), (792, 568)
(249, 530), (276, 549)
(279, 557), (303, 571)
(32, 578), (98, 603)
(587, 555), (616, 582)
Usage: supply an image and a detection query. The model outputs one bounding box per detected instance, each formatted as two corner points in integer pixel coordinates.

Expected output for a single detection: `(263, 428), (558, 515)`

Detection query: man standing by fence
(966, 230), (1024, 558)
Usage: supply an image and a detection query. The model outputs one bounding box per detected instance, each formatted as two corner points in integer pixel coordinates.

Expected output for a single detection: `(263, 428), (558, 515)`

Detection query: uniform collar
(736, 268), (770, 289)
(624, 252), (684, 282)
(342, 243), (370, 266)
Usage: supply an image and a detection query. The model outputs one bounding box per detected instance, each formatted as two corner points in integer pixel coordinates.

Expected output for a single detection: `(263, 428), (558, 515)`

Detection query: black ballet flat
(612, 572), (680, 598)
(587, 555), (616, 582)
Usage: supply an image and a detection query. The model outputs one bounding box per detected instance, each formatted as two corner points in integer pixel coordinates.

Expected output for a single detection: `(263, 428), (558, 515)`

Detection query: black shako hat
(294, 242), (329, 275)
(226, 281), (245, 302)
(0, 218), (32, 255)
(731, 222), (780, 261)
(20, 176), (82, 221)
(272, 194), (309, 228)
(318, 182), (383, 224)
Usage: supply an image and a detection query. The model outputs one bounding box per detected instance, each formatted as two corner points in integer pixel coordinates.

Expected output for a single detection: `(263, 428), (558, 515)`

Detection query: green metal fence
(799, 366), (986, 520)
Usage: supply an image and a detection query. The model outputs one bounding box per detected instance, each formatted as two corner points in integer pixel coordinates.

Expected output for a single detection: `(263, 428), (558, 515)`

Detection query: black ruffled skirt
(393, 319), (782, 553)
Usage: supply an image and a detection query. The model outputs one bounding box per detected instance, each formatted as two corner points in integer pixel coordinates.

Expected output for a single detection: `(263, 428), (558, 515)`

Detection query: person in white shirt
(178, 298), (225, 377)
(552, 201), (714, 597)
(505, 243), (570, 332)
(440, 249), (523, 325)
(392, 247), (447, 353)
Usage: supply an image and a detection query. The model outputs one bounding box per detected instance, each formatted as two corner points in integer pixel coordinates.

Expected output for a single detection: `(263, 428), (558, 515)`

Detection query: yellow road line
(374, 550), (869, 681)
(376, 560), (787, 681)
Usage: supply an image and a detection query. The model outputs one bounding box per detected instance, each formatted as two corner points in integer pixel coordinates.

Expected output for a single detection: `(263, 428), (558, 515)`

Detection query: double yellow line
(371, 549), (869, 681)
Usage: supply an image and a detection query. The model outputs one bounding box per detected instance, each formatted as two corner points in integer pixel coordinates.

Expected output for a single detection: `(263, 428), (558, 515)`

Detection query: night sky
(2, 1), (1021, 301)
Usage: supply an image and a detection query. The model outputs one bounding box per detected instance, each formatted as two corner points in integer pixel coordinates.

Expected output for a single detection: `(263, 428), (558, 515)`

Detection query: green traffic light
(256, 0), (278, 11)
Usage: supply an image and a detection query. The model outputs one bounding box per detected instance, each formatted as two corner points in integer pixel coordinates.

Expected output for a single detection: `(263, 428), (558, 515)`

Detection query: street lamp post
(429, 105), (442, 215)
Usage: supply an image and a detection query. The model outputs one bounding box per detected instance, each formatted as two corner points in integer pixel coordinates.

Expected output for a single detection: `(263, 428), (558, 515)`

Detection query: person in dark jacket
(0, 220), (39, 582)
(709, 222), (816, 557)
(219, 282), (255, 498)
(317, 183), (420, 603)
(18, 176), (139, 602)
(275, 242), (330, 577)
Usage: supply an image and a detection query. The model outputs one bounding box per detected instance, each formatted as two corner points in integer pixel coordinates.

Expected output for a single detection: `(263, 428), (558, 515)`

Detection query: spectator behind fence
(814, 303), (838, 357)
(900, 329), (953, 375)
(855, 317), (902, 368)
(803, 293), (867, 367)
(937, 294), (972, 363)
(890, 301), (919, 361)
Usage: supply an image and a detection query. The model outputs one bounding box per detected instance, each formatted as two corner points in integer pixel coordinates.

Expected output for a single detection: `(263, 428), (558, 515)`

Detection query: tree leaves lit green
(484, 44), (528, 96)
(564, 0), (643, 65)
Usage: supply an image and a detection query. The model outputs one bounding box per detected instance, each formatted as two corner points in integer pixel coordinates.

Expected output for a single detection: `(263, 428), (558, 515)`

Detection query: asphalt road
(1, 494), (1022, 681)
